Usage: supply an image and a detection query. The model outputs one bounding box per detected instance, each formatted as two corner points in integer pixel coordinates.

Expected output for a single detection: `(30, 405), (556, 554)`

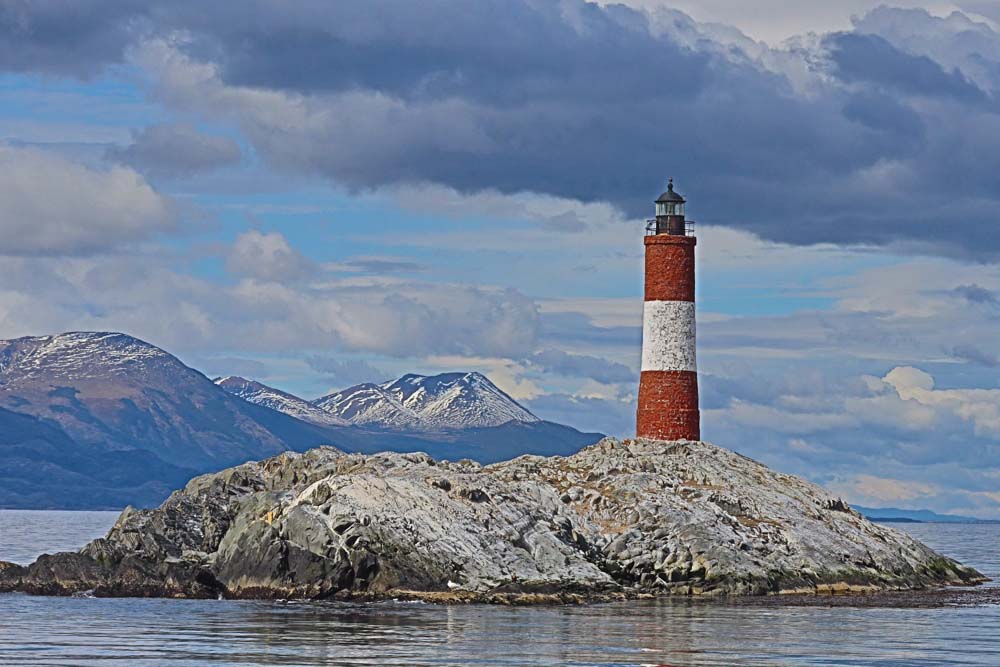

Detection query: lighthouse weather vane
(636, 179), (700, 441)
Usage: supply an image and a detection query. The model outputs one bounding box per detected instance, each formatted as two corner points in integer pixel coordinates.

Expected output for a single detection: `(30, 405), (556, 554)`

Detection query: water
(0, 510), (120, 566)
(1, 511), (998, 666)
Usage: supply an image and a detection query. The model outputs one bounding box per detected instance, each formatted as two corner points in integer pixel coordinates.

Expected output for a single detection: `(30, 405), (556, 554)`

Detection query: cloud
(107, 123), (241, 176)
(826, 474), (941, 505)
(824, 32), (988, 103)
(8, 3), (1000, 257)
(840, 90), (925, 138)
(883, 365), (936, 394)
(881, 365), (1000, 438)
(695, 257), (1000, 369)
(526, 348), (635, 384)
(702, 363), (1000, 517)
(226, 230), (316, 283)
(951, 343), (999, 367)
(954, 283), (998, 305)
(0, 0), (147, 77)
(526, 393), (633, 436)
(139, 5), (1000, 259)
(0, 145), (175, 256)
(852, 6), (1000, 92)
(0, 252), (541, 360)
(326, 256), (425, 274)
(758, 367), (991, 442)
(304, 356), (387, 388)
(195, 356), (270, 379)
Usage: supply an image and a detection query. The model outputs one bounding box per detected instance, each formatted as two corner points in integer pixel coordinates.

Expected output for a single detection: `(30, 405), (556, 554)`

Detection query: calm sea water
(1, 510), (998, 666)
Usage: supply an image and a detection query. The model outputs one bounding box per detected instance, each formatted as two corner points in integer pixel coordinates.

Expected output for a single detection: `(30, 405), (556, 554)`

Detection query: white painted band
(641, 300), (697, 372)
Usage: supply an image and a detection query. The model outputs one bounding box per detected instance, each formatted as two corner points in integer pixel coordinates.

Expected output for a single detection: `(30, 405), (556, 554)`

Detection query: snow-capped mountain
(314, 382), (419, 429)
(315, 372), (540, 431)
(0, 332), (343, 498)
(0, 331), (174, 382)
(1, 331), (603, 509)
(214, 376), (349, 427)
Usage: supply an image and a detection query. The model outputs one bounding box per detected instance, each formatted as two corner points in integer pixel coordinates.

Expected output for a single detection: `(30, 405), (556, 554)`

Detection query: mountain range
(225, 371), (539, 431)
(854, 506), (1000, 524)
(0, 332), (601, 509)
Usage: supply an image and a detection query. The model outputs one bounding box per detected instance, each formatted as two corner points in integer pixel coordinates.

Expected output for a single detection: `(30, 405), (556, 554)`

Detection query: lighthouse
(636, 179), (700, 441)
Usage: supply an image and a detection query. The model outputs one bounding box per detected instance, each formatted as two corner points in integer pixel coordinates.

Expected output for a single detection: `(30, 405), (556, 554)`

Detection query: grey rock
(0, 439), (986, 601)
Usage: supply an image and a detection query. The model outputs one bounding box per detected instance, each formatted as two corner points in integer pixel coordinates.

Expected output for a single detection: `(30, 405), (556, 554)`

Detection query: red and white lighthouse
(636, 179), (700, 441)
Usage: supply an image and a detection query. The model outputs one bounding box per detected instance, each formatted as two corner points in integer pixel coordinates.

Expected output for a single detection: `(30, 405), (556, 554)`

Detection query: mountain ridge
(214, 376), (349, 427)
(316, 371), (539, 431)
(0, 332), (337, 469)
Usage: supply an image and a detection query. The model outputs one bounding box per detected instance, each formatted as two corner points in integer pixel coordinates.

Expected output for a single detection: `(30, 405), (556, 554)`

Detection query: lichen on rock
(0, 439), (986, 601)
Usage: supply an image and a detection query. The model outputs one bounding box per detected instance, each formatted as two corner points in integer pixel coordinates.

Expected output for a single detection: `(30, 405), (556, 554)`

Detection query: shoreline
(1, 579), (995, 609)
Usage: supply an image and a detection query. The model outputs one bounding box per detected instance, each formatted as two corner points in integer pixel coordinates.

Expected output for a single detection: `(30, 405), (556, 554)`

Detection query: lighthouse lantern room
(653, 178), (686, 233)
(636, 179), (701, 441)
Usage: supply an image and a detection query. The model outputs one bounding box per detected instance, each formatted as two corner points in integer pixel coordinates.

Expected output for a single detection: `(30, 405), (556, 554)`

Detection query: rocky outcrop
(0, 439), (986, 601)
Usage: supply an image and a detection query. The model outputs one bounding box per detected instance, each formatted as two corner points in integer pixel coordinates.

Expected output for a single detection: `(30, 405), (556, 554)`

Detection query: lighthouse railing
(645, 219), (695, 236)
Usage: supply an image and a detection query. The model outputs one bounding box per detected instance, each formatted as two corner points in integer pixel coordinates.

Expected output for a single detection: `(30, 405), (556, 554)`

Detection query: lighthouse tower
(636, 179), (700, 441)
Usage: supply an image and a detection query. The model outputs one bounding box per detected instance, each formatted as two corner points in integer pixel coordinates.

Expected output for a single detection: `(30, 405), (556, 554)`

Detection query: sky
(2, 0), (1000, 518)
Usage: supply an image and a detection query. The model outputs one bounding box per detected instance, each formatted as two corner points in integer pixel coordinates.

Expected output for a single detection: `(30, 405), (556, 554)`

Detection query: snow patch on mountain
(316, 372), (539, 431)
(314, 383), (419, 429)
(214, 377), (349, 427)
(0, 332), (173, 382)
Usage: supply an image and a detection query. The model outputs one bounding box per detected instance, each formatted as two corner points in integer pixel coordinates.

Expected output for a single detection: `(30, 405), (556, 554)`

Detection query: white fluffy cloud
(0, 145), (175, 256)
(0, 251), (541, 361)
(882, 366), (1000, 438)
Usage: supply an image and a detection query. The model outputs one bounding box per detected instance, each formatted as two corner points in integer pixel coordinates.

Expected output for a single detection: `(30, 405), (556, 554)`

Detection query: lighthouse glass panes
(656, 201), (684, 217)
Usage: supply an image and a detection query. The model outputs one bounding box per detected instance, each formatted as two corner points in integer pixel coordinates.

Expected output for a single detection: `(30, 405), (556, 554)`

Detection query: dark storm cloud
(7, 2), (1000, 257)
(841, 91), (925, 139)
(193, 1), (711, 106)
(824, 32), (988, 103)
(0, 0), (148, 77)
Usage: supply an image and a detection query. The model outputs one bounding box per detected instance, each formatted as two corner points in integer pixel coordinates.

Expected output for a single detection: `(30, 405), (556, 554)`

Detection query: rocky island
(0, 438), (986, 602)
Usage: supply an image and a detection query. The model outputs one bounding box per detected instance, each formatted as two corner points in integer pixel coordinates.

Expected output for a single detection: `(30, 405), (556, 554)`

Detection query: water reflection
(2, 591), (999, 666)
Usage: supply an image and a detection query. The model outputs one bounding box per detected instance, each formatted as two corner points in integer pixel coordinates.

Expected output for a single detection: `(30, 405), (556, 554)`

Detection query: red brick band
(636, 370), (700, 440)
(644, 235), (696, 302)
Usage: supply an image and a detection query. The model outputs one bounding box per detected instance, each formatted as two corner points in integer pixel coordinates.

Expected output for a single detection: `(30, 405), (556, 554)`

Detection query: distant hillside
(855, 505), (999, 524)
(1, 332), (602, 509)
(0, 406), (194, 509)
